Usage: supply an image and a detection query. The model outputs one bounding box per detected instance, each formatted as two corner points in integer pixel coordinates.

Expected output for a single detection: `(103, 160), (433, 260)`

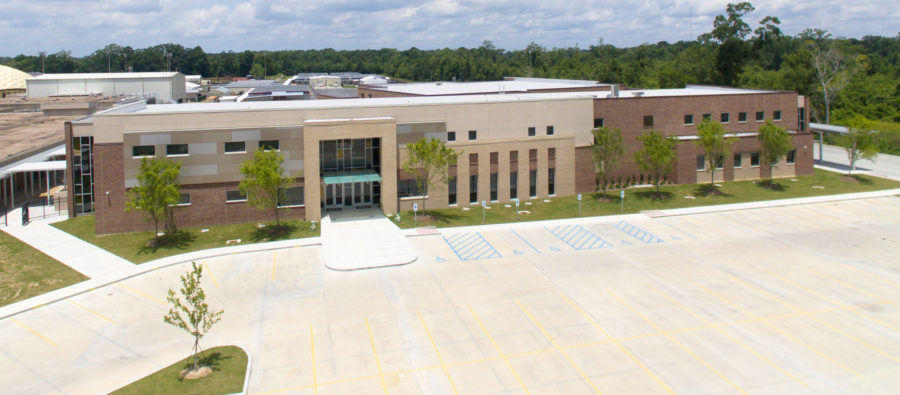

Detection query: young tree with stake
(634, 131), (678, 197)
(757, 121), (794, 184)
(402, 138), (458, 212)
(125, 157), (182, 245)
(240, 148), (292, 225)
(591, 126), (624, 196)
(164, 262), (223, 374)
(696, 119), (736, 190)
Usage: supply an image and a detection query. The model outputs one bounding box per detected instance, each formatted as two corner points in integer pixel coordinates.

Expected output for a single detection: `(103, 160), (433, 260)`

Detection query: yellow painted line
(802, 268), (900, 333)
(606, 289), (747, 394)
(467, 305), (532, 394)
(117, 284), (165, 305)
(10, 318), (56, 346)
(515, 300), (603, 394)
(805, 267), (887, 302)
(366, 318), (388, 395)
(310, 325), (317, 395)
(761, 271), (900, 364)
(646, 284), (807, 387)
(836, 260), (900, 288)
(418, 311), (460, 394)
(67, 300), (117, 324)
(203, 262), (219, 287)
(272, 252), (277, 281)
(694, 281), (859, 375)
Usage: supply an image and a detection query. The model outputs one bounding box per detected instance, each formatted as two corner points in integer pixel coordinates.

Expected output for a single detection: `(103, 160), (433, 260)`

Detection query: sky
(1, 0), (897, 57)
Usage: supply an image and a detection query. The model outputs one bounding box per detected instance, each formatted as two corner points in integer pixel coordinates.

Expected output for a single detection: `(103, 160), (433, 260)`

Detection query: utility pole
(107, 48), (111, 73)
(124, 53), (128, 72)
(40, 51), (45, 73)
(165, 51), (172, 72)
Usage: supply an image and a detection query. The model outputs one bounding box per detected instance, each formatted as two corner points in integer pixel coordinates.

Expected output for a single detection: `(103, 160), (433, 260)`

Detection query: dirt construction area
(1, 197), (899, 394)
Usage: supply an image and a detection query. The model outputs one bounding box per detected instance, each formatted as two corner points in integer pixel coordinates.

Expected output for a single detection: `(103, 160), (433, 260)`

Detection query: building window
(733, 153), (742, 168)
(469, 174), (478, 204)
(226, 190), (247, 202)
(684, 114), (694, 125)
(468, 130), (477, 140)
(594, 118), (604, 128)
(739, 112), (748, 122)
(529, 170), (537, 198)
(528, 127), (535, 137)
(447, 131), (456, 142)
(398, 179), (422, 197)
(787, 150), (795, 164)
(166, 144), (189, 156)
(509, 171), (518, 200)
(720, 113), (730, 123)
(798, 108), (806, 131)
(259, 140), (279, 151)
(715, 155), (724, 169)
(278, 186), (304, 207)
(773, 110), (782, 121)
(643, 115), (654, 128)
(175, 193), (191, 206)
(696, 154), (705, 170)
(225, 141), (246, 153)
(490, 173), (498, 201)
(702, 113), (711, 122)
(546, 126), (554, 135)
(448, 176), (457, 205)
(548, 168), (555, 196)
(751, 152), (760, 167)
(756, 111), (765, 121)
(132, 145), (155, 157)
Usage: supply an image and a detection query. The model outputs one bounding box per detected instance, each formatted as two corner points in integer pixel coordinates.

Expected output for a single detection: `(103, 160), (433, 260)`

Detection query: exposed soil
(840, 176), (859, 183)
(179, 365), (212, 380)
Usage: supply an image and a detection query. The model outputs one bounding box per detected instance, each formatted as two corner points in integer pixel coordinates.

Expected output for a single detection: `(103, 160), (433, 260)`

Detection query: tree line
(3, 3), (898, 131)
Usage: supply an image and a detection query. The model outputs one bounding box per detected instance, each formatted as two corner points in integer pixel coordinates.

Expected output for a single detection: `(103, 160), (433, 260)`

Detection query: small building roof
(27, 72), (180, 80)
(368, 78), (616, 96)
(0, 64), (30, 90)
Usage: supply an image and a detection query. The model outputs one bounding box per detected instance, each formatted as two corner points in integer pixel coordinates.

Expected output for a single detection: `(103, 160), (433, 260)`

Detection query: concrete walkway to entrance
(1, 208), (135, 278)
(321, 207), (418, 270)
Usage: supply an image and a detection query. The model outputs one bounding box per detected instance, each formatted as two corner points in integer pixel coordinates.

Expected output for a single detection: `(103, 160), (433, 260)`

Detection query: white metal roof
(5, 160), (66, 173)
(27, 72), (180, 80)
(370, 78), (613, 95)
(809, 123), (849, 134)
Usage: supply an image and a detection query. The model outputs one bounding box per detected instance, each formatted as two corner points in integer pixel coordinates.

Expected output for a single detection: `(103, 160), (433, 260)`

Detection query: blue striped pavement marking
(442, 232), (502, 261)
(545, 224), (612, 250)
(615, 221), (664, 244)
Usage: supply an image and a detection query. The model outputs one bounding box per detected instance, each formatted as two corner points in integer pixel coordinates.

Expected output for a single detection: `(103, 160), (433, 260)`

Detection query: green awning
(322, 170), (382, 185)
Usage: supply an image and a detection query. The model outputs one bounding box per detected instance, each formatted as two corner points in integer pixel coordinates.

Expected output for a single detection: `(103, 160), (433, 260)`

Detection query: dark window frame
(259, 140), (280, 151)
(468, 130), (477, 141)
(546, 125), (554, 135)
(132, 145), (155, 158)
(696, 154), (705, 171)
(278, 186), (305, 207)
(738, 112), (748, 122)
(684, 114), (694, 125)
(225, 141), (246, 153)
(720, 113), (730, 123)
(733, 153), (742, 168)
(751, 152), (761, 167)
(786, 149), (796, 164)
(447, 131), (456, 142)
(643, 115), (654, 128)
(773, 110), (782, 121)
(755, 111), (765, 121)
(166, 144), (189, 156)
(527, 127), (536, 137)
(226, 189), (247, 203)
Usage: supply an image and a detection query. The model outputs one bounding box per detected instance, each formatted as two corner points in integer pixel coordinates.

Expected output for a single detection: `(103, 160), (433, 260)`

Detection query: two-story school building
(65, 82), (812, 234)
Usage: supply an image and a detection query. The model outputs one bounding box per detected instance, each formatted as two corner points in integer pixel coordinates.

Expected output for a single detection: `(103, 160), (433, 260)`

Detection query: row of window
(683, 111), (782, 126)
(696, 150), (796, 170)
(131, 140), (280, 158)
(527, 126), (555, 137)
(170, 187), (305, 207)
(444, 149), (555, 205)
(446, 130), (476, 142)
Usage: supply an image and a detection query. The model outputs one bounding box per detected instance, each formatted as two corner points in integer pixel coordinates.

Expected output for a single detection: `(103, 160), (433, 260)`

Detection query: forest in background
(3, 3), (899, 152)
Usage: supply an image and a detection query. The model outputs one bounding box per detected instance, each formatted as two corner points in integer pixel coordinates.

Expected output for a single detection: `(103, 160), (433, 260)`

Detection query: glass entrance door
(323, 182), (376, 210)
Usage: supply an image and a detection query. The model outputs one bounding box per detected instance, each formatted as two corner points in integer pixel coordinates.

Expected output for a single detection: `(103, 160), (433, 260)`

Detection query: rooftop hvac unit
(633, 91), (644, 97)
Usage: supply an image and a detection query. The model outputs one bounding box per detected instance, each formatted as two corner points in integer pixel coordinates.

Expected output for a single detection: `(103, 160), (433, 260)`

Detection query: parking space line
(10, 318), (56, 346)
(559, 293), (675, 394)
(646, 284), (807, 387)
(510, 230), (540, 253)
(67, 300), (117, 325)
(418, 312), (460, 394)
(117, 284), (165, 305)
(467, 305), (531, 394)
(654, 219), (697, 239)
(515, 300), (603, 394)
(762, 271), (900, 361)
(365, 318), (388, 395)
(203, 262), (219, 287)
(833, 261), (900, 288)
(607, 289), (747, 394)
(694, 281), (859, 375)
(615, 221), (664, 243)
(310, 325), (317, 395)
(805, 267), (892, 303)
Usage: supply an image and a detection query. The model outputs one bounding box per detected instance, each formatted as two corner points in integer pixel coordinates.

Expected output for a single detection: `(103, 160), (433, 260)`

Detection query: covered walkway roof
(322, 170), (381, 185)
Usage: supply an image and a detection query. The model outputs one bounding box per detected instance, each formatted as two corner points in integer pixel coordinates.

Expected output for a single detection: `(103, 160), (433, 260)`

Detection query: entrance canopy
(322, 170), (381, 185)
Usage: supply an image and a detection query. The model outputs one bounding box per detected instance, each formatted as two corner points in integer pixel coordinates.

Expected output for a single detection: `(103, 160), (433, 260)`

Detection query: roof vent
(633, 91), (644, 97)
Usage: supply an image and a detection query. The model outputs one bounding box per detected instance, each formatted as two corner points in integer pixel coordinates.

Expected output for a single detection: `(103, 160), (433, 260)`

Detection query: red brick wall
(93, 143), (306, 234)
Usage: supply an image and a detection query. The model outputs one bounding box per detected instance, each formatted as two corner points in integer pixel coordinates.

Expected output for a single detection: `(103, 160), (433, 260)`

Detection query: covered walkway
(320, 207), (417, 270)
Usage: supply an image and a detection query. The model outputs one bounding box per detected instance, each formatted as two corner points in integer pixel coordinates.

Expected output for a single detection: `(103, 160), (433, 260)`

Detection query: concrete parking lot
(1, 197), (899, 394)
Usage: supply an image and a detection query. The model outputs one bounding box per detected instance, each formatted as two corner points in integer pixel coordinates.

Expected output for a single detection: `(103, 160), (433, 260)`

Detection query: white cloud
(0, 0), (897, 56)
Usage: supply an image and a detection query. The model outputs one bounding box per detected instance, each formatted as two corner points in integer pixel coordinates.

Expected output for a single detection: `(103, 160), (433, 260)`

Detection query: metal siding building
(26, 72), (186, 103)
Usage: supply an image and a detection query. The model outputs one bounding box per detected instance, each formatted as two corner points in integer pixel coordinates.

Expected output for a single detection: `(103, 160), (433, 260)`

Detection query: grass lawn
(396, 169), (900, 229)
(0, 231), (87, 307)
(53, 218), (319, 264)
(110, 346), (247, 395)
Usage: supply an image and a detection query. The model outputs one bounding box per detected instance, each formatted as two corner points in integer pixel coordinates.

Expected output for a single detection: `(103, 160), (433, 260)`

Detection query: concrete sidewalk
(321, 207), (418, 270)
(2, 209), (135, 278)
(816, 142), (900, 181)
